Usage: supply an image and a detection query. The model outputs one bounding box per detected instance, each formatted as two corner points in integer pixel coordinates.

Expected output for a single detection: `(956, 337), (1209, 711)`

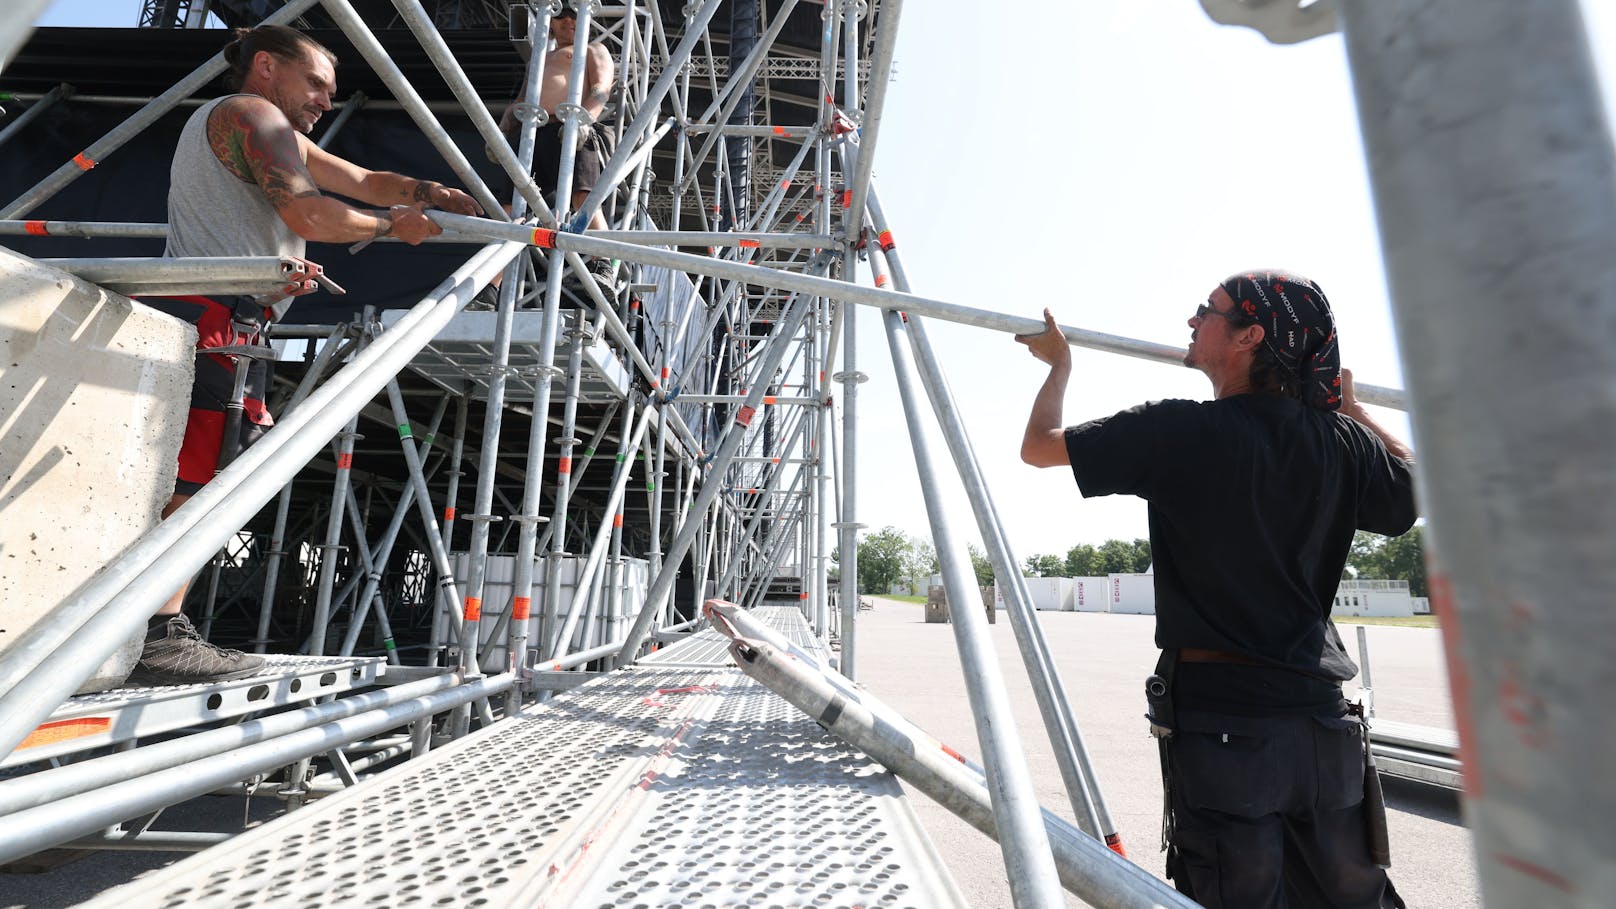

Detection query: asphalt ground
(852, 597), (1477, 908)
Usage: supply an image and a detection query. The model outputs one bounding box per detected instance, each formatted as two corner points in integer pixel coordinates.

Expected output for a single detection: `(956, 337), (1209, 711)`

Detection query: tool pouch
(1146, 651), (1178, 856)
(1348, 700), (1393, 868)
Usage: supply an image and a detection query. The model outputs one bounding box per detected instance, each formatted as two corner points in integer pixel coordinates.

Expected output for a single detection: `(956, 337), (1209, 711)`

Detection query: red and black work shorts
(140, 295), (274, 496)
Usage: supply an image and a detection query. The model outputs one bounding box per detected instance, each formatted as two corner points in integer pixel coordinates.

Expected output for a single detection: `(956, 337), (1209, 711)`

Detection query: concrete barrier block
(0, 250), (194, 693)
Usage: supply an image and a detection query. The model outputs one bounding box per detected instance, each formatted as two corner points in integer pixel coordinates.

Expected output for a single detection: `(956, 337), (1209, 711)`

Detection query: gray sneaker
(130, 615), (265, 686)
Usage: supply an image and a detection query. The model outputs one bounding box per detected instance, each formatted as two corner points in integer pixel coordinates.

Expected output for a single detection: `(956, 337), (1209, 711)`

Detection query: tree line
(848, 524), (1427, 597)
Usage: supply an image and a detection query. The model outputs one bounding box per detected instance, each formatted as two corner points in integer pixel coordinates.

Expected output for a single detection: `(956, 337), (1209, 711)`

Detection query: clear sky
(860, 1), (1616, 564)
(23, 1), (1616, 567)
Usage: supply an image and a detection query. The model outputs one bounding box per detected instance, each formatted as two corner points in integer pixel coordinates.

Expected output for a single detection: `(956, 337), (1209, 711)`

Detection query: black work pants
(1164, 709), (1403, 909)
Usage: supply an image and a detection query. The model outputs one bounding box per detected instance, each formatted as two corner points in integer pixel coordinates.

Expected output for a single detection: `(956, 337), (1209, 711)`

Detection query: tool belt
(1147, 650), (1394, 870)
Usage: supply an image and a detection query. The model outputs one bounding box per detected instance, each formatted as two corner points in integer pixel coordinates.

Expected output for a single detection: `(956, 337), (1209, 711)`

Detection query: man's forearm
(349, 171), (441, 209)
(1021, 362), (1070, 466)
(283, 195), (393, 244)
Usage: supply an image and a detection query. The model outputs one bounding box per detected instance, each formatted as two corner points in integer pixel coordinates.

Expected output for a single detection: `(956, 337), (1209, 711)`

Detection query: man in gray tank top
(135, 24), (482, 686)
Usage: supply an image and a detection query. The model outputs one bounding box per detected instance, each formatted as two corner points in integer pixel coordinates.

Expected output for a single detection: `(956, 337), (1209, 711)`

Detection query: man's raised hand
(1014, 308), (1071, 370)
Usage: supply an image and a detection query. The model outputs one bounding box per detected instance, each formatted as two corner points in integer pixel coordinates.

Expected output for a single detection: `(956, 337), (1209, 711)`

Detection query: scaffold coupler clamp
(555, 101), (592, 127)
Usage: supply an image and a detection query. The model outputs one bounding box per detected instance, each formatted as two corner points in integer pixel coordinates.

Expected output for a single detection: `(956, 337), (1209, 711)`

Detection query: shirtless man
(499, 5), (618, 289)
(134, 25), (481, 685)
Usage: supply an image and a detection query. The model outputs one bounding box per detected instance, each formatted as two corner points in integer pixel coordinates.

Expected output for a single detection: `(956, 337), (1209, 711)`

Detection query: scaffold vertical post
(866, 188), (1116, 844)
(878, 308), (1064, 907)
(1340, 0), (1616, 902)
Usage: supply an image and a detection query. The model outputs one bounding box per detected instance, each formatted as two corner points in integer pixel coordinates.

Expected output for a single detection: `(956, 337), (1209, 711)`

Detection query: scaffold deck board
(641, 605), (823, 668)
(4, 655), (384, 769)
(380, 309), (631, 403)
(80, 609), (962, 908)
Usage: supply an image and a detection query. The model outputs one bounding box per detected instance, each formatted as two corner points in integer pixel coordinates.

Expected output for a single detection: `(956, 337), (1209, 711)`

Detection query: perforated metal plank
(560, 675), (965, 909)
(80, 665), (964, 909)
(643, 605), (827, 668)
(381, 309), (630, 403)
(5, 656), (383, 769)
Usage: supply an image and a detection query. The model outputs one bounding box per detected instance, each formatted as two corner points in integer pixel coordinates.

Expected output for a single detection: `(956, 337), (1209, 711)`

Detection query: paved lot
(852, 598), (1477, 909)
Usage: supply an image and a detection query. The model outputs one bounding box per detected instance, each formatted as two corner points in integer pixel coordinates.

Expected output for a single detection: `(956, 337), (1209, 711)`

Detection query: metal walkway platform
(640, 605), (823, 668)
(81, 608), (964, 908)
(1369, 718), (1463, 789)
(380, 309), (632, 404)
(6, 655), (385, 769)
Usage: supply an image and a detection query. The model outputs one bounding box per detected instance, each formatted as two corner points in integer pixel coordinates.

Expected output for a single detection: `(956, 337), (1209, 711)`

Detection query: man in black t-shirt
(1017, 271), (1417, 909)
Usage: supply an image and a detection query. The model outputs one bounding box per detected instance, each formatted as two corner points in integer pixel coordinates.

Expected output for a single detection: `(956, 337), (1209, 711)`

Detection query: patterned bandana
(1219, 269), (1342, 411)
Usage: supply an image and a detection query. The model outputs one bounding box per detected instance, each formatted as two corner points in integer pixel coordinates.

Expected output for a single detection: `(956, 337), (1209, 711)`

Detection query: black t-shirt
(1064, 395), (1417, 713)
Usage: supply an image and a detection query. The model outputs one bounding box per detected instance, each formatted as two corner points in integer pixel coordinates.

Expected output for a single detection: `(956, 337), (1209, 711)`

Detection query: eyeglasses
(1195, 303), (1251, 324)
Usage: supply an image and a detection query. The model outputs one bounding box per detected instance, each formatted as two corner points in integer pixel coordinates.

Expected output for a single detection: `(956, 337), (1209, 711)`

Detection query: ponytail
(222, 25), (336, 91)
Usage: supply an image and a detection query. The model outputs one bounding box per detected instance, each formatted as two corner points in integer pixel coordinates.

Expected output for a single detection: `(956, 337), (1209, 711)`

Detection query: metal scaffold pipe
(672, 0), (805, 200)
(319, 0), (512, 222)
(617, 283), (824, 662)
(0, 673), (467, 815)
(385, 0), (551, 221)
(0, 674), (514, 865)
(879, 307), (1064, 908)
(0, 82), (72, 150)
(842, 0), (902, 238)
(1340, 0), (1616, 903)
(569, 0), (727, 232)
(0, 220), (167, 238)
(866, 199), (1117, 846)
(426, 212), (1410, 410)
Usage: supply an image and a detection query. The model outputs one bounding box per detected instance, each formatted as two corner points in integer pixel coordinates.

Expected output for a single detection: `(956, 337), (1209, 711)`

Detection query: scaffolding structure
(0, 0), (1612, 907)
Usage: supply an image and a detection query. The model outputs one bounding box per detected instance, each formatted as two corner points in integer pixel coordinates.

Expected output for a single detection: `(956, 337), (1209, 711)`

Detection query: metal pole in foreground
(1340, 1), (1616, 903)
(427, 212), (1411, 410)
(868, 192), (1115, 843)
(879, 308), (1063, 908)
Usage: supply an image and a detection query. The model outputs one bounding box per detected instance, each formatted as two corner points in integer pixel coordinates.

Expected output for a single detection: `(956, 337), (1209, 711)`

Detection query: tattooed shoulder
(205, 95), (321, 211)
(206, 97), (260, 184)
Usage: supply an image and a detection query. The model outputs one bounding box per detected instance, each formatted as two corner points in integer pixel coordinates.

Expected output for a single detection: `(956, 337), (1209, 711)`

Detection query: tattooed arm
(302, 138), (482, 217)
(582, 42), (615, 120)
(206, 95), (413, 243)
(206, 95), (460, 245)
